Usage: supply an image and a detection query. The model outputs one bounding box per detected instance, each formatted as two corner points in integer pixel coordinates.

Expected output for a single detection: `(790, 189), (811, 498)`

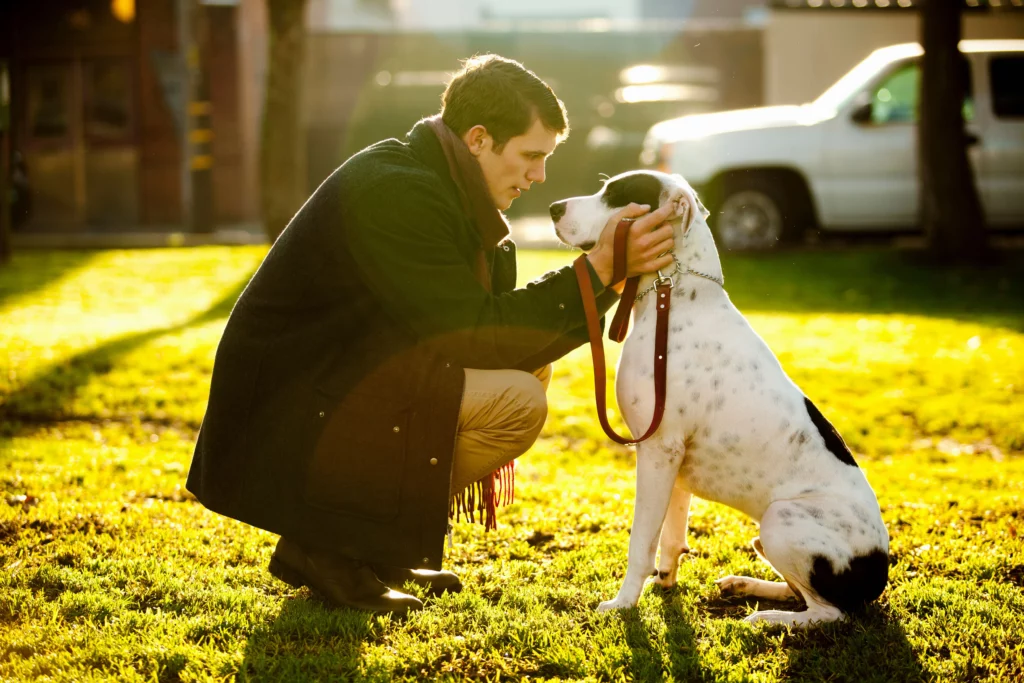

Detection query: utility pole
(188, 0), (214, 233)
(178, 0), (214, 234)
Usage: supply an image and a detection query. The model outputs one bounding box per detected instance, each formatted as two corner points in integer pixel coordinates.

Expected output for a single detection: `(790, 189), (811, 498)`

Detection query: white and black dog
(550, 170), (889, 627)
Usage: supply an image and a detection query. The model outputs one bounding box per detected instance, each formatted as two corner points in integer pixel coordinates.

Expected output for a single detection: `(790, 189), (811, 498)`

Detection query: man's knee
(506, 371), (548, 444)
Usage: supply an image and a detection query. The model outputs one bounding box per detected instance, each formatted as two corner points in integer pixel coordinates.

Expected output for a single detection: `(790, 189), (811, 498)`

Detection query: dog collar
(634, 254), (724, 302)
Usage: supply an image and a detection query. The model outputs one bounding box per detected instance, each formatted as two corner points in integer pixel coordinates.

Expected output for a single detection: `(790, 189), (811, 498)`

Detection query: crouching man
(186, 54), (675, 615)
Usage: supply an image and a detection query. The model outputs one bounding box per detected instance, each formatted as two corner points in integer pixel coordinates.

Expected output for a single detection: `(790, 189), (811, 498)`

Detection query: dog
(549, 170), (889, 627)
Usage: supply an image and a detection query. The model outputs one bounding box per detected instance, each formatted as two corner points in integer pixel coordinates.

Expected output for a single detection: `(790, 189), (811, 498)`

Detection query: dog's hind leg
(598, 443), (680, 612)
(734, 503), (845, 628)
(653, 478), (691, 589)
(716, 537), (798, 600)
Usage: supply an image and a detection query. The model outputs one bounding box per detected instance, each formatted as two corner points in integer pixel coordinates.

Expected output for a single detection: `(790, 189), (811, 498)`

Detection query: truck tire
(711, 175), (803, 250)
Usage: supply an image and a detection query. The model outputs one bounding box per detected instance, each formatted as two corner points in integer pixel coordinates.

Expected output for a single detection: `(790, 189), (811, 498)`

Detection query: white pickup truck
(642, 40), (1024, 249)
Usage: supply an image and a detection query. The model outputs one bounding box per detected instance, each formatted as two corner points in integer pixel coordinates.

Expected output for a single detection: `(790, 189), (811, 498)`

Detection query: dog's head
(549, 170), (709, 251)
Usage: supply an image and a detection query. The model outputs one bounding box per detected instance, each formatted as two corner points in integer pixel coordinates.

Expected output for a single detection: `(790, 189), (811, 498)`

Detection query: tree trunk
(0, 61), (11, 265)
(918, 0), (988, 265)
(261, 0), (308, 242)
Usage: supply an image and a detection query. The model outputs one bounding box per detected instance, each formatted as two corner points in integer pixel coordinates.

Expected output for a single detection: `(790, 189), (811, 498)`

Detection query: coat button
(393, 426), (400, 433)
(319, 411), (324, 418)
(445, 362), (451, 368)
(503, 245), (510, 252)
(423, 557), (429, 563)
(558, 303), (565, 310)
(430, 458), (438, 465)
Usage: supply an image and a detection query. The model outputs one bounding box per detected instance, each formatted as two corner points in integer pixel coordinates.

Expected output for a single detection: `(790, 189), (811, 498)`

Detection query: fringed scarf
(422, 115), (515, 531)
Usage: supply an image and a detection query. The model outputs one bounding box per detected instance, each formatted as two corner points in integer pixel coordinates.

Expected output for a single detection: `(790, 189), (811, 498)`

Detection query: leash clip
(653, 272), (674, 290)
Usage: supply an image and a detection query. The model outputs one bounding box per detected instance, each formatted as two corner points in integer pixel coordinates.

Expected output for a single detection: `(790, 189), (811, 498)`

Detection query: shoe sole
(269, 555), (306, 589)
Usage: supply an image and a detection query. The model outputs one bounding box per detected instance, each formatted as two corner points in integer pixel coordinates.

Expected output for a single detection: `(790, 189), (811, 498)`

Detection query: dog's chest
(615, 291), (808, 518)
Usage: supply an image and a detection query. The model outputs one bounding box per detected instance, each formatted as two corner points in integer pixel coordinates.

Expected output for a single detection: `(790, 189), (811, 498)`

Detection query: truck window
(869, 60), (974, 125)
(990, 56), (1024, 118)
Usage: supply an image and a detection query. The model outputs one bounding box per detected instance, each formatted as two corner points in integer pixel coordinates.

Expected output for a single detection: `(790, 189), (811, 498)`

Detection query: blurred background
(0, 0), (1021, 245)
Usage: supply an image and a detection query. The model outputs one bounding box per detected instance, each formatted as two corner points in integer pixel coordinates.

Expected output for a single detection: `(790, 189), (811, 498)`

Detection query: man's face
(465, 117), (559, 211)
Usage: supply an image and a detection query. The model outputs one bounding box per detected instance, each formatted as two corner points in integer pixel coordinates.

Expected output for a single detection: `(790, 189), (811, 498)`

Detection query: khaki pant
(450, 364), (552, 493)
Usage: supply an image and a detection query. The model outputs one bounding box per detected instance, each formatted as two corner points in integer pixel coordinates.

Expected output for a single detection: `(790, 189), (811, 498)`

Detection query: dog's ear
(665, 175), (708, 234)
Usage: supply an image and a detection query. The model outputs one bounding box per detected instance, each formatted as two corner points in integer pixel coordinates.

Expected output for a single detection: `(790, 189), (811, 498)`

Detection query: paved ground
(9, 216), (565, 250)
(10, 217), (1022, 251)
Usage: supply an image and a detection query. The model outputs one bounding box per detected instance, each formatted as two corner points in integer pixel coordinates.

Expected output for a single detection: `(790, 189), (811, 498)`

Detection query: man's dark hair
(441, 54), (569, 151)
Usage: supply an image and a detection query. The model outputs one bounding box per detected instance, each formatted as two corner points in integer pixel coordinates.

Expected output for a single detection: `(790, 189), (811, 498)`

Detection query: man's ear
(463, 125), (491, 157)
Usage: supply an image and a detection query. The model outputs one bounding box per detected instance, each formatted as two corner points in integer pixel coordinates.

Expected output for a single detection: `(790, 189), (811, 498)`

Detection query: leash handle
(573, 223), (671, 446)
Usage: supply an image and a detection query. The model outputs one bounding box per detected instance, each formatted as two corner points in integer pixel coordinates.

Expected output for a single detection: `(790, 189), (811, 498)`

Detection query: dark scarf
(422, 115), (510, 292)
(421, 115), (515, 531)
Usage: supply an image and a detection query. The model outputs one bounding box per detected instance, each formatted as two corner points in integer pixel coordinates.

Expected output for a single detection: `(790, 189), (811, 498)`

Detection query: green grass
(1, 247), (1022, 682)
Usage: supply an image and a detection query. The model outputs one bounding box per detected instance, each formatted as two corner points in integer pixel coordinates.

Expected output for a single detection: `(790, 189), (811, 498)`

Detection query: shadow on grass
(0, 275), (252, 440)
(703, 591), (926, 683)
(0, 250), (99, 311)
(721, 249), (1024, 332)
(236, 595), (383, 682)
(620, 606), (670, 681)
(652, 588), (707, 681)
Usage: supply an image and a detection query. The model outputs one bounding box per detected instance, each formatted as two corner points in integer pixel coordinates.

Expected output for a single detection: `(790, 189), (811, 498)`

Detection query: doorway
(22, 57), (139, 230)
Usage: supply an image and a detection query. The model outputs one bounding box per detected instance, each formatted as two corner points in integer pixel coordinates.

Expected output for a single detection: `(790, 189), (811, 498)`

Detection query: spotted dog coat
(550, 171), (889, 627)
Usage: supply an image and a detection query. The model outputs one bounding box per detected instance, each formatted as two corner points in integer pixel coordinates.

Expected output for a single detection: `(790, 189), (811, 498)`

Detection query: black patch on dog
(809, 549), (889, 613)
(804, 397), (858, 467)
(602, 172), (664, 210)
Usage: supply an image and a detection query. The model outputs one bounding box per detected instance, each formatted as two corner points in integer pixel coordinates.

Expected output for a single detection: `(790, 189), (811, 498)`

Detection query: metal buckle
(653, 274), (674, 289)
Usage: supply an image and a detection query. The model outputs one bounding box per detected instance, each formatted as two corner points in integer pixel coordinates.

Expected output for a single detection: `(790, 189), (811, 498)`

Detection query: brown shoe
(269, 537), (423, 616)
(371, 564), (463, 597)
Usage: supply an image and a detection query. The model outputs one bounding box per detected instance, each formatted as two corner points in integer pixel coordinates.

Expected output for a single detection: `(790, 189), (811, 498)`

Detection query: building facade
(0, 0), (259, 233)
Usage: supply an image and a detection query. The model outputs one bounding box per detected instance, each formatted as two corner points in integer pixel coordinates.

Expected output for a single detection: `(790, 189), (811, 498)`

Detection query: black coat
(186, 121), (617, 569)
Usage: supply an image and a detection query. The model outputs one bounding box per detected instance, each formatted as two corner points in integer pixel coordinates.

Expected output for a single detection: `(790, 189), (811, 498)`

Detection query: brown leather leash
(573, 218), (673, 446)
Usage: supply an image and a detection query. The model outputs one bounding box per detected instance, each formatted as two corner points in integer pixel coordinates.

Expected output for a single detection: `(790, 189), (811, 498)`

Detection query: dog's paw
(652, 569), (677, 589)
(597, 598), (633, 612)
(715, 575), (752, 597)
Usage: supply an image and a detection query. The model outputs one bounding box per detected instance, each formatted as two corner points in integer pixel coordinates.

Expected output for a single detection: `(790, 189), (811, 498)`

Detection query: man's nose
(549, 201), (567, 221)
(527, 162), (546, 184)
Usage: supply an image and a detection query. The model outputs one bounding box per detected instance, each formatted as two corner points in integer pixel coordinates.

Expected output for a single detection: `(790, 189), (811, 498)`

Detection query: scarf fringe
(449, 460), (515, 531)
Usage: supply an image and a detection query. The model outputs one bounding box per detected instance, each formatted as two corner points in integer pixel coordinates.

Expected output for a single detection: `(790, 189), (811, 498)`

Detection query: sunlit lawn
(1, 246), (1022, 682)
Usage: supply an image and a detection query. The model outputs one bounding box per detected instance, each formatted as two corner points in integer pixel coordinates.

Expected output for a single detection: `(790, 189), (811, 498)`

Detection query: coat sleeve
(344, 176), (616, 370)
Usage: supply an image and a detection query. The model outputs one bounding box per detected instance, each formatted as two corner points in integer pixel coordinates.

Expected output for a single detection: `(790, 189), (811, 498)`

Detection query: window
(871, 63), (918, 124)
(84, 60), (134, 140)
(26, 64), (71, 139)
(990, 56), (1024, 118)
(869, 60), (974, 125)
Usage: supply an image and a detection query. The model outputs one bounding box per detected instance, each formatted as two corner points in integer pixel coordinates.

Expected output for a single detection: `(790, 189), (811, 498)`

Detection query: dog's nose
(549, 201), (567, 222)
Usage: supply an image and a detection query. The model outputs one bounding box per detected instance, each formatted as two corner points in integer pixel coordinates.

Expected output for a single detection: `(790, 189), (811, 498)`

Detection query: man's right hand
(585, 202), (676, 288)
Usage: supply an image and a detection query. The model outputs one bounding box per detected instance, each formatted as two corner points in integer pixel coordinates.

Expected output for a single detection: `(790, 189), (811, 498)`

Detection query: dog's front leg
(653, 479), (691, 588)
(598, 444), (679, 612)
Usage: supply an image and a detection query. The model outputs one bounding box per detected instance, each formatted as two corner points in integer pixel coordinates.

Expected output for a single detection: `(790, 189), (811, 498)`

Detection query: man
(186, 55), (675, 616)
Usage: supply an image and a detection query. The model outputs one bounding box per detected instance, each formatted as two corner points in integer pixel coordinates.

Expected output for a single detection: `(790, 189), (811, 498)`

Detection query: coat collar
(406, 119), (459, 196)
(406, 119), (510, 251)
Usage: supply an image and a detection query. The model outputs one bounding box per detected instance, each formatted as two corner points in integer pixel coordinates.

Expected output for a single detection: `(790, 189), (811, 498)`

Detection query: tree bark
(1, 61), (11, 265)
(918, 0), (988, 264)
(261, 0), (308, 242)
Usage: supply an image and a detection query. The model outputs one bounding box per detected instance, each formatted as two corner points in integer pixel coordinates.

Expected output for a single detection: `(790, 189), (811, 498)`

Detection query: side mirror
(850, 101), (873, 124)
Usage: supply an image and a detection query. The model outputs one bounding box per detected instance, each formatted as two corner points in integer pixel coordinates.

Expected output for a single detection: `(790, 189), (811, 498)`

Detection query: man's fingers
(635, 224), (675, 252)
(648, 236), (675, 257)
(618, 203), (652, 220)
(631, 202), (675, 231)
(651, 253), (675, 271)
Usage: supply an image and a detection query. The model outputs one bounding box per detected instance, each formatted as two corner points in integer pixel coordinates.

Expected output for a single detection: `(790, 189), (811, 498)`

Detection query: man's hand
(586, 202), (676, 287)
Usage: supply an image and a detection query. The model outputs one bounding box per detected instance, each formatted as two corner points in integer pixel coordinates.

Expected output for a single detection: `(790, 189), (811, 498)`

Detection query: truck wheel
(712, 176), (796, 251)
